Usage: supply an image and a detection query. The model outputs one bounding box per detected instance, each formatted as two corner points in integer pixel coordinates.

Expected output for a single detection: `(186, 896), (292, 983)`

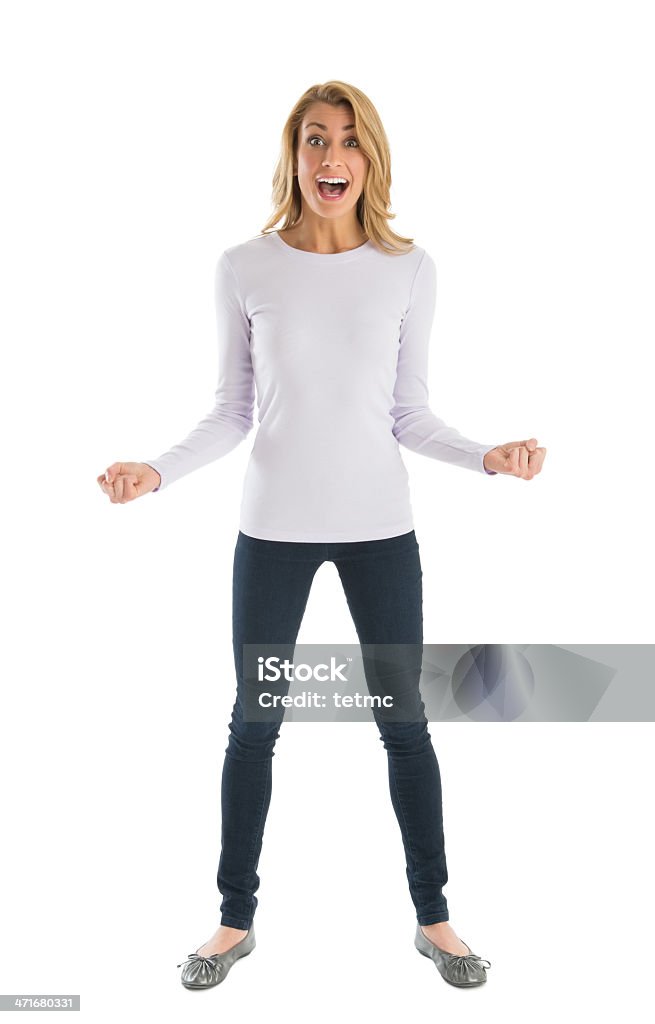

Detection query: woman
(98, 80), (545, 990)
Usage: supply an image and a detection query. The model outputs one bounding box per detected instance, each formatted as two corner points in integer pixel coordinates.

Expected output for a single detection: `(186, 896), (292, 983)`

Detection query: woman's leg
(331, 530), (450, 926)
(217, 531), (324, 929)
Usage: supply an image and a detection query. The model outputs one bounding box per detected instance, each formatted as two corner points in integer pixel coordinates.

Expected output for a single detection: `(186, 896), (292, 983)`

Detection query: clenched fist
(97, 462), (161, 503)
(483, 439), (547, 479)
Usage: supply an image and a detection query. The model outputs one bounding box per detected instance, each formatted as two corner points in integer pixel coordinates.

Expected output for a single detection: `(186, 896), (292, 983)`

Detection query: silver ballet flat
(415, 923), (491, 987)
(177, 924), (256, 989)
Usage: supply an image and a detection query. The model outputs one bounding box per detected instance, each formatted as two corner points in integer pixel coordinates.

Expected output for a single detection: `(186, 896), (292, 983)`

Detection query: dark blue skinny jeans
(218, 529), (449, 929)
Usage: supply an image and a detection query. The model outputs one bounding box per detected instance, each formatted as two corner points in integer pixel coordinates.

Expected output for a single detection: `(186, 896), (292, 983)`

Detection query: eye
(307, 135), (359, 148)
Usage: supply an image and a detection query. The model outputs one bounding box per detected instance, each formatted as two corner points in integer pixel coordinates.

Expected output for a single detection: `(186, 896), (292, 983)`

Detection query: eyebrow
(304, 122), (356, 131)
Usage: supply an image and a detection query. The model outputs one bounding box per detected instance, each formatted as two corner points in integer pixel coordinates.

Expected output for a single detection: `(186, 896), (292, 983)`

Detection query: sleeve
(143, 251), (255, 491)
(390, 249), (498, 475)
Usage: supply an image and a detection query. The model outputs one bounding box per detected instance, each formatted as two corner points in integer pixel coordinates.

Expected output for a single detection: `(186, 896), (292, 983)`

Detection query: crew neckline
(271, 230), (375, 263)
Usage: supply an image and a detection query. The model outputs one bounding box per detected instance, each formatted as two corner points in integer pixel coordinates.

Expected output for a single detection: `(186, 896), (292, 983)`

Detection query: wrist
(142, 463), (162, 491)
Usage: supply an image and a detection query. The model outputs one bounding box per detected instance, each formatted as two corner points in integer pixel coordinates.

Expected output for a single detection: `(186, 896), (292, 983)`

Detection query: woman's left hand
(483, 438), (546, 479)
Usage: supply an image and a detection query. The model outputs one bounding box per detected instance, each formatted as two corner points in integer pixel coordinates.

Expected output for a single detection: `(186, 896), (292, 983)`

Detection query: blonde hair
(260, 81), (416, 256)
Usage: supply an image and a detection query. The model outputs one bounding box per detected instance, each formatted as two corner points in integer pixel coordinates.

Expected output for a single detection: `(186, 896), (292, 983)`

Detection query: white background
(1, 1), (654, 1021)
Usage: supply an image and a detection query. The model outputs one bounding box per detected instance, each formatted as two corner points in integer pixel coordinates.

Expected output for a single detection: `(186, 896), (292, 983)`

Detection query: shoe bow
(445, 950), (492, 979)
(176, 952), (223, 972)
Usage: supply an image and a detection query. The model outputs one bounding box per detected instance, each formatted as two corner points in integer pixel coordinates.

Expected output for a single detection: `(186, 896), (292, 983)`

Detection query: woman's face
(294, 102), (369, 223)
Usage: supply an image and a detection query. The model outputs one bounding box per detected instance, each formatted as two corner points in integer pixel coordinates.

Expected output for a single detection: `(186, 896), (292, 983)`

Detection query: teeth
(317, 177), (348, 184)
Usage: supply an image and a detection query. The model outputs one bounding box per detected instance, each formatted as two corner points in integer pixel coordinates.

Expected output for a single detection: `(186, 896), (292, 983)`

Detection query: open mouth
(316, 179), (350, 201)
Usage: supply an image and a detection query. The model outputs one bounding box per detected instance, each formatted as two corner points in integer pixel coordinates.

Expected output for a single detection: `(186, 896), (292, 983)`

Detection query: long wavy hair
(260, 81), (416, 256)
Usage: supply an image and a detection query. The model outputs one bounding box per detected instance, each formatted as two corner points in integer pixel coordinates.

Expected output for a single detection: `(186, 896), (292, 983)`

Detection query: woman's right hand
(97, 462), (161, 503)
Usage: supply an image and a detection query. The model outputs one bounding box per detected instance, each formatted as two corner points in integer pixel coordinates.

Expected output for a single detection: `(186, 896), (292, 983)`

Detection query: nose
(321, 144), (343, 168)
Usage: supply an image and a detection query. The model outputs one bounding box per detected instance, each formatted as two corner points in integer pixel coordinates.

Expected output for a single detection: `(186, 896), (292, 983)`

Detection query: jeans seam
(388, 756), (420, 889)
(244, 758), (271, 918)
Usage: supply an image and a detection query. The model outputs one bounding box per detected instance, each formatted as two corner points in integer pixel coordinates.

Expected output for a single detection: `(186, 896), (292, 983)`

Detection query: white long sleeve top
(144, 231), (497, 542)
